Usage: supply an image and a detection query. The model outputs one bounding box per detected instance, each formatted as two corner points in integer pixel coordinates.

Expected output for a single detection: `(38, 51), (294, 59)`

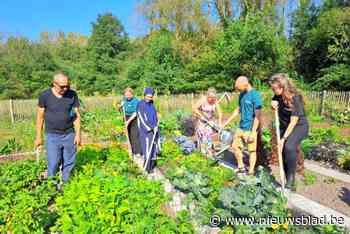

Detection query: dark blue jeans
(46, 132), (76, 182)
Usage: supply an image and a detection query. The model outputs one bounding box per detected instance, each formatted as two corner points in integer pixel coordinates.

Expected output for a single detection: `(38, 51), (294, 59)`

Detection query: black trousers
(281, 123), (309, 184)
(126, 115), (142, 155)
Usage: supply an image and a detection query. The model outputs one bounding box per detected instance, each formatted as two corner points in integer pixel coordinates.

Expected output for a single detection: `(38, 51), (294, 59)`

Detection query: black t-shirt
(272, 94), (308, 130)
(38, 89), (80, 134)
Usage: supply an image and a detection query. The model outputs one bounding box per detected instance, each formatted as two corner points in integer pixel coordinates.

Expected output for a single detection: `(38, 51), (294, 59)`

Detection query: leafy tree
(84, 13), (129, 95)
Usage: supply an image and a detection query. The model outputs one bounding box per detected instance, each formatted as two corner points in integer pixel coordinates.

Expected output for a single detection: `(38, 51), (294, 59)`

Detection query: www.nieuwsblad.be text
(209, 214), (345, 227)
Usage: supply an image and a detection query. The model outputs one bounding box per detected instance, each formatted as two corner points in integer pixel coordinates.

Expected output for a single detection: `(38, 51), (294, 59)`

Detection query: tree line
(0, 0), (349, 99)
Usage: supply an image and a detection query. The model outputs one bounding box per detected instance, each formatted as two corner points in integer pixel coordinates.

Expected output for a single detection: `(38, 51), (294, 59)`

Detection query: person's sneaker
(248, 171), (255, 176)
(234, 167), (247, 176)
(286, 183), (296, 192)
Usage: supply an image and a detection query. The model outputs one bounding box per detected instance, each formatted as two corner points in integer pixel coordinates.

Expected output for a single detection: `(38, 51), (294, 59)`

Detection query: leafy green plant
(217, 166), (288, 233)
(167, 167), (212, 201)
(303, 171), (317, 186)
(337, 147), (350, 170)
(52, 145), (191, 233)
(261, 128), (272, 152)
(0, 138), (22, 155)
(330, 107), (350, 125)
(0, 159), (58, 233)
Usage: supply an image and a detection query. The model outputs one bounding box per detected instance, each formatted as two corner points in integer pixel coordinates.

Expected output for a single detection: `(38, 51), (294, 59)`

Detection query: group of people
(118, 87), (160, 173)
(193, 74), (308, 190)
(35, 72), (309, 191)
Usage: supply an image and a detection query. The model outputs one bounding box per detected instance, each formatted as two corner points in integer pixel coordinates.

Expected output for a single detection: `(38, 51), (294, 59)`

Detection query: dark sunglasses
(54, 82), (70, 90)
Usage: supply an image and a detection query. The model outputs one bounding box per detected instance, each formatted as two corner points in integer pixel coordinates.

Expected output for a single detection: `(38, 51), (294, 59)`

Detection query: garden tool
(274, 108), (286, 192)
(144, 125), (159, 171)
(199, 117), (234, 160)
(121, 101), (132, 156)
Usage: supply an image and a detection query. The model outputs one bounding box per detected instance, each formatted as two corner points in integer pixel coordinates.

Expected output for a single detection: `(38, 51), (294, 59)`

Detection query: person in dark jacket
(121, 87), (142, 157)
(269, 73), (309, 191)
(137, 87), (160, 173)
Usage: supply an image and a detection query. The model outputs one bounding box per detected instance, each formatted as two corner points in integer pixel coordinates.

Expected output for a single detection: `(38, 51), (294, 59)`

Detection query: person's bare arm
(126, 113), (137, 126)
(193, 97), (206, 120)
(282, 116), (298, 140)
(251, 109), (261, 133)
(74, 107), (81, 145)
(223, 107), (240, 127)
(34, 107), (45, 148)
(248, 109), (261, 143)
(216, 104), (223, 127)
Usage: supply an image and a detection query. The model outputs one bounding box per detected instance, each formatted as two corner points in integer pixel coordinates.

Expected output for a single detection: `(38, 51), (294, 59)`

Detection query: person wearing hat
(136, 87), (160, 173)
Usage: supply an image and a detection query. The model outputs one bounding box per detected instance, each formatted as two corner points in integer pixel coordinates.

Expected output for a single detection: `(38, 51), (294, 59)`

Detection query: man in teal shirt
(223, 76), (262, 175)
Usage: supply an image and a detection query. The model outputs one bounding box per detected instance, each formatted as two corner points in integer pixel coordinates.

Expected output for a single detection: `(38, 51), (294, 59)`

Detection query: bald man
(223, 76), (262, 175)
(35, 73), (81, 184)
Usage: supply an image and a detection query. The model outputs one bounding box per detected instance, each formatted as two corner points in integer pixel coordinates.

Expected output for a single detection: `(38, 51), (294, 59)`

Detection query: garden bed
(0, 144), (194, 233)
(270, 165), (350, 217)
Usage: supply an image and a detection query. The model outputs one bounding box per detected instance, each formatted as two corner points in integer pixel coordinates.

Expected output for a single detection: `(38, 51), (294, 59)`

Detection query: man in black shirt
(34, 73), (81, 183)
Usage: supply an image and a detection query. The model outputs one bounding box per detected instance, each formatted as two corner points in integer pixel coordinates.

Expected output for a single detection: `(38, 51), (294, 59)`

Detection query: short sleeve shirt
(238, 89), (263, 131)
(272, 94), (308, 130)
(38, 89), (80, 134)
(122, 97), (139, 116)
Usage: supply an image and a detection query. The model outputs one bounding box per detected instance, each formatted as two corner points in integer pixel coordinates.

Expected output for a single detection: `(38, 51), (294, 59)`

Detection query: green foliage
(219, 167), (287, 219)
(81, 106), (125, 142)
(126, 31), (185, 94)
(83, 13), (129, 95)
(187, 14), (290, 91)
(0, 159), (58, 233)
(337, 146), (350, 170)
(0, 37), (58, 99)
(52, 145), (190, 233)
(303, 171), (317, 185)
(329, 106), (350, 125)
(1, 144), (193, 233)
(217, 166), (288, 233)
(301, 127), (339, 155)
(261, 128), (272, 152)
(0, 138), (22, 155)
(291, 2), (350, 90)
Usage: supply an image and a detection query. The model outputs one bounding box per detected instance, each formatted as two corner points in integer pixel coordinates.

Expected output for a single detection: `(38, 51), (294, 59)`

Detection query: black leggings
(281, 124), (309, 182)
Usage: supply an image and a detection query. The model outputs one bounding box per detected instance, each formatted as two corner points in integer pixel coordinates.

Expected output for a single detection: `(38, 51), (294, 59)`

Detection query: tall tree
(138, 0), (212, 38)
(85, 13), (129, 94)
(214, 0), (233, 27)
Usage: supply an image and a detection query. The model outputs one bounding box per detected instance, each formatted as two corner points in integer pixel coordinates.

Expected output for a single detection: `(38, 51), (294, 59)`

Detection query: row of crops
(0, 144), (194, 233)
(0, 110), (348, 233)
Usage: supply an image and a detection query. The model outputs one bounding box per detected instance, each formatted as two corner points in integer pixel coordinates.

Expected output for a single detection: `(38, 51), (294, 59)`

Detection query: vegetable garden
(1, 101), (349, 233)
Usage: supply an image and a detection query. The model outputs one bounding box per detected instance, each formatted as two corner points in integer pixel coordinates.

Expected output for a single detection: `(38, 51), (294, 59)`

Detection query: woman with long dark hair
(269, 73), (309, 191)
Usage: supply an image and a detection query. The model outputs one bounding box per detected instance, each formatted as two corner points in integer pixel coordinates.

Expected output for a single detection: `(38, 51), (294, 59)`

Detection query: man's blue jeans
(46, 132), (76, 183)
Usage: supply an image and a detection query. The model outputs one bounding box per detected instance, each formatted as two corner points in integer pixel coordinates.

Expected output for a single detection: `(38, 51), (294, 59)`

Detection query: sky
(0, 0), (147, 40)
(0, 0), (324, 41)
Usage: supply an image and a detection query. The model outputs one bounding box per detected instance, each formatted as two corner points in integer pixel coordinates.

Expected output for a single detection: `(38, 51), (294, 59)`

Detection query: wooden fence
(0, 91), (349, 123)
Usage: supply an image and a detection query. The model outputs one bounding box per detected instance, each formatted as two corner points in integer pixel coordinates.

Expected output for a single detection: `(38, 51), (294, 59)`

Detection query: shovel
(274, 108), (286, 192)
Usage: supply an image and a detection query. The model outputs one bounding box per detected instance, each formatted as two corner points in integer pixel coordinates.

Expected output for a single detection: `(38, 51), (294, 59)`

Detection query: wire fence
(0, 91), (349, 123)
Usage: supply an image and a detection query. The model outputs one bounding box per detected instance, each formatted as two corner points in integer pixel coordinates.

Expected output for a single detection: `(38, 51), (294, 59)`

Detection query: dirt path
(270, 165), (350, 216)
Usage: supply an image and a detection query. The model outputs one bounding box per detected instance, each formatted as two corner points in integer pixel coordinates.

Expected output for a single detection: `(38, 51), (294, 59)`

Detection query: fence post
(9, 99), (15, 124)
(319, 90), (326, 116)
